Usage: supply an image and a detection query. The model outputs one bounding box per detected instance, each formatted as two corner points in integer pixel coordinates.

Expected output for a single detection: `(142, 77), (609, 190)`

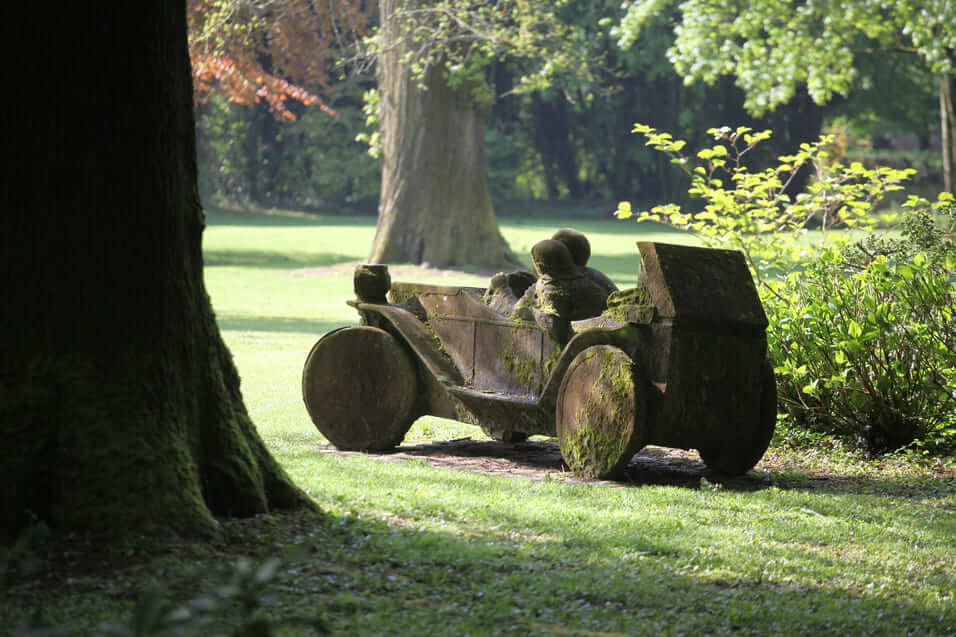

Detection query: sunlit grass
(193, 208), (956, 634)
(7, 208), (948, 636)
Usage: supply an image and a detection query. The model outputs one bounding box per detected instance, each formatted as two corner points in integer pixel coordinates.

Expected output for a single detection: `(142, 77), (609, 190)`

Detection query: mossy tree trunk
(369, 0), (518, 269)
(0, 2), (313, 539)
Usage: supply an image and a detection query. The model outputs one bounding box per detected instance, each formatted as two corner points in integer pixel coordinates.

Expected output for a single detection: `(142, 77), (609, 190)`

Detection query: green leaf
(614, 201), (633, 219)
(847, 320), (863, 338)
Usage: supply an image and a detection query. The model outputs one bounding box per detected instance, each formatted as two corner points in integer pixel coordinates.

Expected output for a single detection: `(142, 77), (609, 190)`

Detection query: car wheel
(555, 345), (647, 479)
(302, 326), (419, 451)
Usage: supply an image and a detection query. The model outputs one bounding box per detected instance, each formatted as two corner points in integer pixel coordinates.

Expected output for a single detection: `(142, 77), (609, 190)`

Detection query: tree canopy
(365, 0), (591, 99)
(615, 0), (956, 191)
(188, 0), (371, 120)
(615, 0), (955, 114)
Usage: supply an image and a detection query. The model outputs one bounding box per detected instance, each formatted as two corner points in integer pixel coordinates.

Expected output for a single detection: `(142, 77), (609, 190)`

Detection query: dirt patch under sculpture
(316, 437), (956, 503)
(317, 438), (734, 490)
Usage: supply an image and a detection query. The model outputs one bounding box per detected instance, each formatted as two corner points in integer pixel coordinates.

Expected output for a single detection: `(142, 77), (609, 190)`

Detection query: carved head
(552, 227), (590, 267)
(531, 239), (576, 279)
(353, 264), (391, 302)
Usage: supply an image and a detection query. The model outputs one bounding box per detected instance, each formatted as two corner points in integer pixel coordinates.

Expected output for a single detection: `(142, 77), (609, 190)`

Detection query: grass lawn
(3, 208), (953, 636)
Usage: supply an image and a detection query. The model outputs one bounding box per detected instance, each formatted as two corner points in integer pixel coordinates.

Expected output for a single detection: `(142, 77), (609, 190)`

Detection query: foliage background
(190, 0), (945, 213)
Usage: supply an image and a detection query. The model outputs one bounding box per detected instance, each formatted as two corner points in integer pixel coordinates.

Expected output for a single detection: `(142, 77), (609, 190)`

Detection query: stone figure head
(552, 228), (590, 267)
(531, 239), (577, 279)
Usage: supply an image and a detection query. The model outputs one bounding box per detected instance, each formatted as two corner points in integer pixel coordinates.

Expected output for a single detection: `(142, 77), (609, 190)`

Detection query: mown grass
(3, 208), (953, 636)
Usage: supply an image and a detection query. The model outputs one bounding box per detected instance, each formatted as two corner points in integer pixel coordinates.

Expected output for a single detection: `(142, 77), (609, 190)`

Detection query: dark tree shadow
(204, 250), (357, 269)
(217, 315), (348, 335)
(359, 437), (953, 502)
(205, 210), (377, 228)
(365, 439), (743, 491)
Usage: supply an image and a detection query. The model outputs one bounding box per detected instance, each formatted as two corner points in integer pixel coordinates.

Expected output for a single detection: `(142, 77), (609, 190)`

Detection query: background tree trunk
(533, 95), (583, 200)
(369, 0), (518, 269)
(0, 2), (313, 539)
(941, 74), (955, 194)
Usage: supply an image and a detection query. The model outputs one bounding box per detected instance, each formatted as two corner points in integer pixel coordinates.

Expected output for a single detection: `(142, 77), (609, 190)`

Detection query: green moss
(499, 324), (564, 395)
(601, 286), (656, 324)
(2, 343), (316, 540)
(606, 286), (652, 307)
(542, 347), (561, 378)
(501, 343), (539, 390)
(420, 319), (454, 364)
(559, 347), (636, 478)
(388, 287), (420, 306)
(560, 408), (630, 479)
(603, 357), (634, 403)
(510, 317), (536, 329)
(14, 355), (221, 538)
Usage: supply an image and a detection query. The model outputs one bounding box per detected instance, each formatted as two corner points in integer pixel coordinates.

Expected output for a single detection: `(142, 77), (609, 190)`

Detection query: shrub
(615, 124), (915, 285)
(768, 202), (955, 454)
(616, 124), (956, 454)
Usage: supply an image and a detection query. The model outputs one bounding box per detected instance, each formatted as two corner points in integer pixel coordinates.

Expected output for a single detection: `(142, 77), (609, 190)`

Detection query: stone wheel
(699, 359), (777, 475)
(302, 326), (419, 451)
(555, 345), (646, 479)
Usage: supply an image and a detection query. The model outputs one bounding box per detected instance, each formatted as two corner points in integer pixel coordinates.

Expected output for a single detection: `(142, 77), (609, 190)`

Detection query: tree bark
(532, 95), (583, 200)
(940, 74), (955, 194)
(369, 0), (518, 269)
(0, 2), (313, 539)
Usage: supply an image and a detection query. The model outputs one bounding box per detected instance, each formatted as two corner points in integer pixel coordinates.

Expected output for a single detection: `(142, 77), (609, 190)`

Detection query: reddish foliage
(187, 0), (373, 120)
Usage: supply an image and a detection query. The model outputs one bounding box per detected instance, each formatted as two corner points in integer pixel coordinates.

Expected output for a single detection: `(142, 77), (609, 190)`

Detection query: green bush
(768, 202), (955, 455)
(617, 124), (956, 455)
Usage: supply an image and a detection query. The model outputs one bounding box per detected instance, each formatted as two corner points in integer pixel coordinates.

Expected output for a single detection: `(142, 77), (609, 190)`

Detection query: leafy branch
(615, 123), (916, 285)
(365, 0), (592, 102)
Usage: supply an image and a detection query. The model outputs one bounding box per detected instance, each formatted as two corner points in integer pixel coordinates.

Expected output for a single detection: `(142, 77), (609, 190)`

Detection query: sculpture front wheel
(555, 345), (647, 479)
(302, 326), (420, 451)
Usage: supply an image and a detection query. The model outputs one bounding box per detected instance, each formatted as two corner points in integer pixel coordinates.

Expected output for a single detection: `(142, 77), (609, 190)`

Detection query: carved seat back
(389, 283), (559, 397)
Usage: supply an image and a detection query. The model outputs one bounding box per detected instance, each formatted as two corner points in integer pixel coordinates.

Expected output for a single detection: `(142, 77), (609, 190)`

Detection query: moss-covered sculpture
(302, 240), (776, 480)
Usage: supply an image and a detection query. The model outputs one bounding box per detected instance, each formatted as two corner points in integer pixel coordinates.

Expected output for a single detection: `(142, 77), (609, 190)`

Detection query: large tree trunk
(369, 0), (518, 269)
(0, 2), (313, 539)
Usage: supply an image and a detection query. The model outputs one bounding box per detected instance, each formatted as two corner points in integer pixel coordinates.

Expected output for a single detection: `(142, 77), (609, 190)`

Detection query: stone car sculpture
(302, 242), (776, 479)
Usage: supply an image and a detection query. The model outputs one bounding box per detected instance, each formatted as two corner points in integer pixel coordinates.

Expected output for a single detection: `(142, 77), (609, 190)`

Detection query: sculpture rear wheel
(302, 326), (419, 451)
(699, 359), (776, 475)
(555, 345), (646, 479)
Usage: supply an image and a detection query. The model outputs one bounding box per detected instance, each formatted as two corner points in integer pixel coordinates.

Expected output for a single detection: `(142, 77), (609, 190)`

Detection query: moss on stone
(542, 347), (562, 379)
(558, 347), (636, 479)
(601, 286), (656, 324)
(501, 343), (539, 390)
(559, 406), (630, 479)
(387, 286), (420, 306)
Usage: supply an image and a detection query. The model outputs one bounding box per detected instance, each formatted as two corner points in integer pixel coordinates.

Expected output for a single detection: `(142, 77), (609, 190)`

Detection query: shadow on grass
(6, 504), (949, 636)
(300, 471), (949, 635)
(355, 438), (955, 504)
(347, 439), (754, 491)
(762, 468), (956, 505)
(204, 250), (357, 269)
(217, 315), (347, 335)
(205, 209), (377, 228)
